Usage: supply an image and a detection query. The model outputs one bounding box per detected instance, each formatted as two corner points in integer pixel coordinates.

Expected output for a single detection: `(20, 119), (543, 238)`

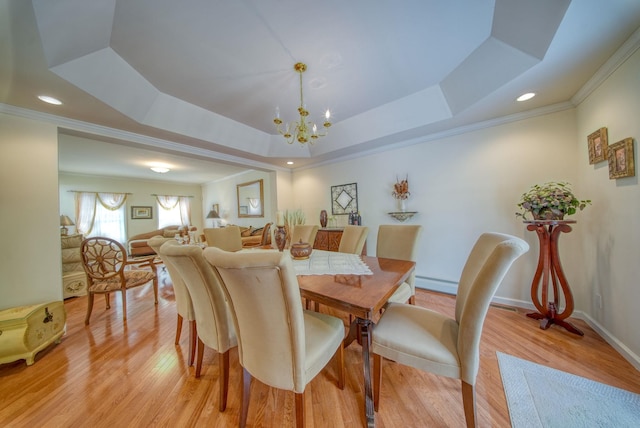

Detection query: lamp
(60, 215), (74, 236)
(274, 62), (331, 145)
(206, 207), (221, 227)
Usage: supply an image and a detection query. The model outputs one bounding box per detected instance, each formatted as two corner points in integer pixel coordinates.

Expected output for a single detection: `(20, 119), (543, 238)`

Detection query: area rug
(497, 352), (640, 428)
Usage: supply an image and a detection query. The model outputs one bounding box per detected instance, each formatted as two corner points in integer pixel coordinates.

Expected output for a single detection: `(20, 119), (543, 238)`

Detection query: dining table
(292, 249), (416, 428)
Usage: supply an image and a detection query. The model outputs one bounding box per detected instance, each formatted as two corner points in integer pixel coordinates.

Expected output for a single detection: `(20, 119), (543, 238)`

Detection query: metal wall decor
(331, 183), (358, 215)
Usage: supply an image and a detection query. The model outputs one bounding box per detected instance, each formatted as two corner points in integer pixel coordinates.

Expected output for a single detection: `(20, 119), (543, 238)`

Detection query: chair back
(159, 244), (236, 353)
(260, 222), (273, 246)
(291, 224), (319, 246)
(148, 237), (195, 321)
(455, 232), (529, 383)
(204, 226), (243, 252)
(203, 247), (307, 392)
(376, 225), (422, 286)
(338, 225), (369, 254)
(81, 237), (126, 284)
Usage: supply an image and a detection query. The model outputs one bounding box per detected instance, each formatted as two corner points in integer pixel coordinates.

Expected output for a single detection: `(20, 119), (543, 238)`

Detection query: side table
(524, 220), (583, 336)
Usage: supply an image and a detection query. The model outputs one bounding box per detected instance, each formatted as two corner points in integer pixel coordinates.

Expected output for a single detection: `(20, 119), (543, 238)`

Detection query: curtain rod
(68, 190), (133, 195)
(151, 194), (194, 198)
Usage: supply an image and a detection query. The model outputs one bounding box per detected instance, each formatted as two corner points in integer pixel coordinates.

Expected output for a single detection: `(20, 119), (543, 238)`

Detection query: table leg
(357, 317), (375, 428)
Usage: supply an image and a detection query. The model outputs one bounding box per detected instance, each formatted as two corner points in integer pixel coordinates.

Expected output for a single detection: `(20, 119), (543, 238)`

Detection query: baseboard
(415, 276), (640, 371)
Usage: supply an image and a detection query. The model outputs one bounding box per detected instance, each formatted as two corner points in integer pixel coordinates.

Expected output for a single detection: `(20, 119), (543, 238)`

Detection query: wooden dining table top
(296, 255), (415, 321)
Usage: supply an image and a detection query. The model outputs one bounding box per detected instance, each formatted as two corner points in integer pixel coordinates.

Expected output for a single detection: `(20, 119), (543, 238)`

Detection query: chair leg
(218, 350), (230, 412)
(152, 277), (158, 304)
(189, 321), (197, 366)
(85, 292), (95, 325)
(295, 391), (305, 428)
(195, 338), (205, 378)
(373, 353), (382, 411)
(336, 342), (344, 390)
(240, 368), (252, 428)
(461, 381), (477, 428)
(175, 314), (183, 345)
(121, 290), (127, 321)
(105, 293), (110, 309)
(409, 295), (416, 305)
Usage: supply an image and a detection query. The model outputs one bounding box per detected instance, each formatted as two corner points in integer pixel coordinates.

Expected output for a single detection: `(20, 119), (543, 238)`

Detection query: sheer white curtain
(156, 195), (191, 228)
(75, 192), (127, 243)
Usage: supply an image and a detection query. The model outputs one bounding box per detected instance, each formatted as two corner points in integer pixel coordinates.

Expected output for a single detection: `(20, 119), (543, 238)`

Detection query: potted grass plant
(516, 181), (591, 220)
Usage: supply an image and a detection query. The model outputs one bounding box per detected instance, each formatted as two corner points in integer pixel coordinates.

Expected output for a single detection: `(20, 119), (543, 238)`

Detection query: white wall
(202, 170), (276, 230)
(292, 109), (580, 304)
(59, 173), (204, 239)
(576, 47), (640, 362)
(0, 114), (62, 309)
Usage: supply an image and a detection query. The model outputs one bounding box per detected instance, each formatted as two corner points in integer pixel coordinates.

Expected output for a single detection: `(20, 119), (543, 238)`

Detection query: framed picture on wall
(331, 183), (358, 215)
(131, 206), (152, 219)
(587, 127), (608, 164)
(608, 138), (635, 179)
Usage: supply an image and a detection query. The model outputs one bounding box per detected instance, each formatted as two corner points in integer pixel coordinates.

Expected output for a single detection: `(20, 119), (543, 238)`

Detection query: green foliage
(285, 209), (306, 227)
(516, 182), (591, 220)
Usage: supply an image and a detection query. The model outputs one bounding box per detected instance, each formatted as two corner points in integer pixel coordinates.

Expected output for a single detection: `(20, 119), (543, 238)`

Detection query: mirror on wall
(237, 179), (264, 218)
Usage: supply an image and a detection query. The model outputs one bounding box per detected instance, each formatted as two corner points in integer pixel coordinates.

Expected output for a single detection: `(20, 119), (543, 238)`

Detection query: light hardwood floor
(1, 269), (639, 427)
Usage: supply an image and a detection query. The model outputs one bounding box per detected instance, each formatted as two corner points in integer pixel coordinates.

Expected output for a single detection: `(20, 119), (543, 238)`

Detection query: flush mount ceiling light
(273, 62), (331, 145)
(517, 92), (536, 102)
(150, 166), (170, 173)
(37, 95), (62, 105)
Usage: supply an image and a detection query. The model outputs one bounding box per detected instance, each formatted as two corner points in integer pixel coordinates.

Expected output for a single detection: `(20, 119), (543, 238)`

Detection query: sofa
(127, 225), (197, 256)
(239, 224), (271, 247)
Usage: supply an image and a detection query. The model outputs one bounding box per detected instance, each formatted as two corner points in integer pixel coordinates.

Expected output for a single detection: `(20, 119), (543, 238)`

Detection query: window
(156, 196), (191, 229)
(89, 202), (126, 242)
(158, 202), (182, 228)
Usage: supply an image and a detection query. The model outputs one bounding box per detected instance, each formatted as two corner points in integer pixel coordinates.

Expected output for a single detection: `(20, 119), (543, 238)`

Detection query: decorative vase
(320, 209), (328, 228)
(397, 198), (406, 212)
(275, 226), (286, 252)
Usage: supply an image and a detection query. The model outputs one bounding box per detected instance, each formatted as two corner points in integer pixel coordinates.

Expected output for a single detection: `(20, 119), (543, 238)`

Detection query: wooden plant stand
(524, 220), (584, 336)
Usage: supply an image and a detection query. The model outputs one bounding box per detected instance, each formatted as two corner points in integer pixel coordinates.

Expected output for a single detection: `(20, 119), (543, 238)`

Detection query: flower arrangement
(516, 181), (591, 220)
(392, 175), (410, 200)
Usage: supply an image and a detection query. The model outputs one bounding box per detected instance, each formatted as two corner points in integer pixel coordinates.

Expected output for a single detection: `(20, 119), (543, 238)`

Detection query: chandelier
(273, 62), (331, 144)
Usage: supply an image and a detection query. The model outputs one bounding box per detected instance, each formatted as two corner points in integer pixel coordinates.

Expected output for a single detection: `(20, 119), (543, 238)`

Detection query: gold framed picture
(131, 206), (152, 219)
(587, 127), (608, 164)
(608, 138), (635, 179)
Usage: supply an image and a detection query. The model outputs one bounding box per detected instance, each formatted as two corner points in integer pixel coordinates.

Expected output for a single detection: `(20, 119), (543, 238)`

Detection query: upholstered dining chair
(372, 232), (529, 427)
(290, 224), (319, 246)
(204, 226), (243, 252)
(203, 247), (345, 428)
(159, 243), (237, 412)
(80, 236), (158, 325)
(338, 225), (369, 254)
(148, 236), (197, 366)
(376, 224), (422, 304)
(242, 222), (273, 248)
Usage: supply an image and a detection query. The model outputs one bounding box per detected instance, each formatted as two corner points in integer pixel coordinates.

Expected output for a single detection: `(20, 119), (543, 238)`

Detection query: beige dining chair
(148, 236), (197, 366)
(372, 232), (529, 427)
(338, 225), (369, 254)
(80, 237), (158, 325)
(159, 243), (238, 412)
(376, 224), (422, 304)
(290, 224), (319, 246)
(203, 247), (345, 428)
(204, 226), (243, 252)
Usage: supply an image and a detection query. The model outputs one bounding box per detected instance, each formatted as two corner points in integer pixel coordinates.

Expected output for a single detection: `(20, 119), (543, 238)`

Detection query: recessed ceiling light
(150, 166), (170, 173)
(517, 92), (536, 102)
(287, 161), (294, 165)
(38, 95), (62, 105)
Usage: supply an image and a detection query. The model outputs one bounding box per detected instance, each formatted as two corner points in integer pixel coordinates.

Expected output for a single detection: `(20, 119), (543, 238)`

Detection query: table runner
(291, 249), (373, 275)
